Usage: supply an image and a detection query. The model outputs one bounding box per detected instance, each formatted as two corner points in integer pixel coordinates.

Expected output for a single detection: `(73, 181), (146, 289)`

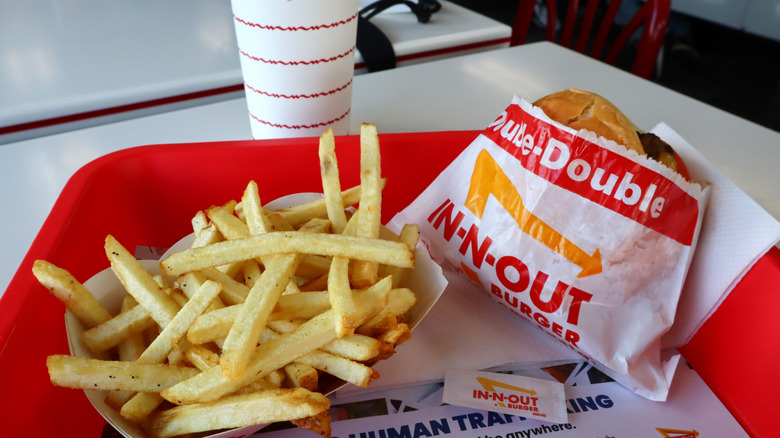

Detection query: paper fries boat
(64, 193), (448, 438)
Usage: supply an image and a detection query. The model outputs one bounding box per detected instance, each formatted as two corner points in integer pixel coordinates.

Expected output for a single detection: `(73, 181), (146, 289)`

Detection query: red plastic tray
(1, 131), (777, 437)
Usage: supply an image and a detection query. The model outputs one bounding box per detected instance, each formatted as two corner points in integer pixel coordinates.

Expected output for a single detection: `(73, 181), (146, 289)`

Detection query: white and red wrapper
(231, 0), (358, 139)
(390, 96), (709, 401)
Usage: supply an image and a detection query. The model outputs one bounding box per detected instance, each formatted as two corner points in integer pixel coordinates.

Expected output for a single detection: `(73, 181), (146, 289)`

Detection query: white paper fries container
(65, 193), (447, 438)
(231, 0), (359, 139)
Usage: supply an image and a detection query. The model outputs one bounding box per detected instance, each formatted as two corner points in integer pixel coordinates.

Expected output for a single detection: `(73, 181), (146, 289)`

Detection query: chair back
(510, 0), (670, 79)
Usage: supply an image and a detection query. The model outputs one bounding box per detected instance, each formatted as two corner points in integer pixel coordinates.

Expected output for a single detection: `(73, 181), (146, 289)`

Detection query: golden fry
(274, 185), (363, 228)
(82, 304), (154, 354)
(242, 180), (273, 235)
(106, 235), (179, 327)
(46, 355), (199, 393)
(161, 232), (414, 277)
(351, 123), (384, 288)
(319, 128), (348, 234)
(220, 253), (300, 381)
(32, 260), (112, 328)
(150, 388), (330, 438)
(137, 280), (222, 364)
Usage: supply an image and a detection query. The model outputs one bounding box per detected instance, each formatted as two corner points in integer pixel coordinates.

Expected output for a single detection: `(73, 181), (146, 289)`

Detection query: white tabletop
(0, 0), (509, 144)
(1, 41), (778, 298)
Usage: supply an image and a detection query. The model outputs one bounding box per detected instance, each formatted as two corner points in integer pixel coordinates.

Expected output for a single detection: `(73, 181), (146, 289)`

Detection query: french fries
(38, 123), (421, 438)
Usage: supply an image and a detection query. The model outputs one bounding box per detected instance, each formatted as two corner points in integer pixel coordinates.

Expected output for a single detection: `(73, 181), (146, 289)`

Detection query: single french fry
(176, 271), (224, 312)
(351, 123), (384, 288)
(120, 391), (164, 423)
(82, 303), (155, 354)
(106, 235), (179, 328)
(265, 369), (288, 388)
(137, 280), (222, 364)
(242, 180), (273, 235)
(320, 333), (382, 362)
(269, 319), (381, 362)
(319, 128), (348, 234)
(161, 232), (414, 277)
(378, 323), (412, 347)
(192, 210), (209, 234)
(274, 185), (363, 228)
(168, 289), (189, 310)
(199, 266), (249, 305)
(284, 363), (319, 391)
(296, 350), (378, 387)
(220, 253), (300, 381)
(150, 388), (331, 438)
(105, 296), (148, 409)
(299, 273), (329, 292)
(206, 200), (249, 240)
(358, 288), (417, 336)
(272, 291), (331, 320)
(283, 280), (301, 295)
(296, 255), (332, 280)
(292, 411), (332, 438)
(192, 223), (222, 249)
(161, 278), (391, 405)
(46, 355), (199, 393)
(266, 211), (296, 232)
(328, 256), (358, 338)
(381, 223), (420, 287)
(32, 260), (112, 328)
(236, 377), (279, 393)
(187, 292), (331, 345)
(187, 306), (237, 345)
(191, 211), (222, 248)
(185, 345), (220, 371)
(241, 259), (263, 289)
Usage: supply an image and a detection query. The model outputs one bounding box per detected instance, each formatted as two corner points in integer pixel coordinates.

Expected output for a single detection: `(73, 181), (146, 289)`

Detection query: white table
(2, 42), (779, 296)
(0, 0), (509, 144)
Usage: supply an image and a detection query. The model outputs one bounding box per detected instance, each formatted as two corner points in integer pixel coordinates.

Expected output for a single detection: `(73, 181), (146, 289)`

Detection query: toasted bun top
(532, 89), (645, 156)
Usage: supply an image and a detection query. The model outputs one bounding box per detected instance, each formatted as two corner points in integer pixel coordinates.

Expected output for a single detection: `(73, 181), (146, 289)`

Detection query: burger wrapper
(388, 96), (710, 401)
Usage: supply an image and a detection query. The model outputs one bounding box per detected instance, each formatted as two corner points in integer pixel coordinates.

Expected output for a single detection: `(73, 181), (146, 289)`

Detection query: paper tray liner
(0, 131), (777, 437)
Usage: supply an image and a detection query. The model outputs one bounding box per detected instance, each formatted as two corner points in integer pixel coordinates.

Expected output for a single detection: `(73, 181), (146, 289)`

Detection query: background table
(0, 0), (509, 144)
(2, 41), (778, 297)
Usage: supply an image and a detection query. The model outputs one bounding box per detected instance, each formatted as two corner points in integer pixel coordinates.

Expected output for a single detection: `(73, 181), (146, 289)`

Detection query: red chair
(510, 0), (671, 79)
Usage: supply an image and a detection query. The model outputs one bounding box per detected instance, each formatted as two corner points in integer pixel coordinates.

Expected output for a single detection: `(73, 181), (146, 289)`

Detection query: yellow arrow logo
(656, 428), (700, 438)
(465, 149), (602, 278)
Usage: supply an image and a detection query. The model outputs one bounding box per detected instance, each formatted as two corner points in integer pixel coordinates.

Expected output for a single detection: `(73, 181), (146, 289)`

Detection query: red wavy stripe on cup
(244, 79), (352, 100)
(233, 13), (358, 31)
(239, 46), (355, 66)
(249, 108), (351, 131)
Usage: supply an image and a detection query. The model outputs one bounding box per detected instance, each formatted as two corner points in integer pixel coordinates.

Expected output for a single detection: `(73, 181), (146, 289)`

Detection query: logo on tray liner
(656, 428), (700, 438)
(473, 377), (541, 414)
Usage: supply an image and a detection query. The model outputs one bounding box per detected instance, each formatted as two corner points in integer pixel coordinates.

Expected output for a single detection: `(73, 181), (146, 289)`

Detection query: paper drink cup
(231, 0), (359, 139)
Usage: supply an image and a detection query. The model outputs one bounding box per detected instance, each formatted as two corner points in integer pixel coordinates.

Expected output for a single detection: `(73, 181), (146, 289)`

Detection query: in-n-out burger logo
(473, 377), (544, 416)
(427, 194), (592, 349)
(485, 104), (699, 246)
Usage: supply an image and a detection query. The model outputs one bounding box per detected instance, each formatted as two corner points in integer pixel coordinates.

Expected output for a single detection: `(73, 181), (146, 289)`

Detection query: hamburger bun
(533, 89), (687, 178)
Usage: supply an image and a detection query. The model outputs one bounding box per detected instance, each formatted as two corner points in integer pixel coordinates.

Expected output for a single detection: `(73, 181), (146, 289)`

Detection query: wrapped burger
(389, 91), (709, 401)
